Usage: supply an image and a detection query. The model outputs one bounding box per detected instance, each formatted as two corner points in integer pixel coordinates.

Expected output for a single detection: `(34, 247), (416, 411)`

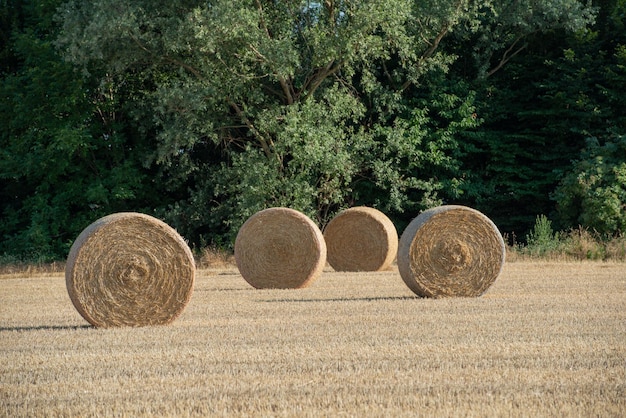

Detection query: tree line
(1, 0), (625, 261)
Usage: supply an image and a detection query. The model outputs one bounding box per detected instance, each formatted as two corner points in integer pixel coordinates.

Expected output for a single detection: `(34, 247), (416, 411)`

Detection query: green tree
(54, 0), (596, 247)
(459, 0), (595, 79)
(553, 135), (626, 234)
(550, 0), (626, 234)
(447, 1), (601, 237)
(55, 0), (483, 244)
(0, 0), (155, 260)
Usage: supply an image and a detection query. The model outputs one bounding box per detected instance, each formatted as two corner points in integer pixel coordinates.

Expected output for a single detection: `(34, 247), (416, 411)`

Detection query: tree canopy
(2, 0), (624, 261)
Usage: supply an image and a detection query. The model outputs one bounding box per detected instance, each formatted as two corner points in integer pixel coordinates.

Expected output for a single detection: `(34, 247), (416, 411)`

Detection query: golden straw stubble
(397, 205), (505, 298)
(65, 213), (195, 327)
(324, 206), (398, 271)
(235, 208), (326, 289)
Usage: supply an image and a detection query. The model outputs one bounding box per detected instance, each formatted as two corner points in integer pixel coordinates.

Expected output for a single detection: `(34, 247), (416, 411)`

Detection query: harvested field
(1, 262), (625, 417)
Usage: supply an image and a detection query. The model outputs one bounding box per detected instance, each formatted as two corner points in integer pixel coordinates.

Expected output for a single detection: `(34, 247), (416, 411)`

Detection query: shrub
(524, 215), (561, 257)
(554, 135), (626, 235)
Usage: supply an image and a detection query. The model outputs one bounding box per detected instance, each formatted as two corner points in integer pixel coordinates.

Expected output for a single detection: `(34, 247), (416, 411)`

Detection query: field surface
(1, 262), (625, 417)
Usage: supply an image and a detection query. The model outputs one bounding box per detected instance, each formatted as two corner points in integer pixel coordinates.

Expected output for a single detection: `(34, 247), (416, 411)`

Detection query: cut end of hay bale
(65, 212), (195, 328)
(234, 207), (326, 289)
(397, 205), (505, 298)
(324, 206), (398, 272)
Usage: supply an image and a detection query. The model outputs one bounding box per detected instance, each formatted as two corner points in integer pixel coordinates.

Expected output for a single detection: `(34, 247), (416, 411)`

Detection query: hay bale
(397, 205), (505, 298)
(323, 206), (398, 272)
(65, 213), (195, 327)
(234, 208), (326, 289)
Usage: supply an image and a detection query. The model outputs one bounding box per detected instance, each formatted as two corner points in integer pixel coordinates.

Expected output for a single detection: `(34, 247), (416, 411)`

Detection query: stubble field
(1, 261), (625, 417)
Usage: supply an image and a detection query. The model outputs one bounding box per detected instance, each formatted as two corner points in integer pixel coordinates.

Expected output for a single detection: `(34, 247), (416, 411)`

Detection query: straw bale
(235, 208), (326, 289)
(65, 213), (195, 327)
(397, 205), (505, 297)
(324, 206), (398, 271)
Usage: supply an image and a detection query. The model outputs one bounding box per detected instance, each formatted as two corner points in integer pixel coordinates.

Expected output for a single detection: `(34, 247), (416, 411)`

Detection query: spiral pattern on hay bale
(397, 205), (505, 298)
(235, 208), (326, 289)
(323, 206), (398, 272)
(65, 213), (195, 327)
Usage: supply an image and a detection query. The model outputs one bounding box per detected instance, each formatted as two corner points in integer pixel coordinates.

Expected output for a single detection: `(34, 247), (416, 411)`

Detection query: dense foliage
(1, 0), (624, 261)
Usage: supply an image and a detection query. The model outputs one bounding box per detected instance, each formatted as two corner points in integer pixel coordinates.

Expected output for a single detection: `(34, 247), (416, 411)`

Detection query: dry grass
(0, 261), (65, 277)
(1, 262), (625, 417)
(196, 247), (235, 270)
(506, 228), (626, 262)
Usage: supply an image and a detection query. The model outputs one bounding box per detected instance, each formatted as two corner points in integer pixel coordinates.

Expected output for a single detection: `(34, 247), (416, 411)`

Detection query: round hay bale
(65, 212), (195, 327)
(397, 205), (505, 298)
(323, 206), (398, 272)
(234, 208), (326, 289)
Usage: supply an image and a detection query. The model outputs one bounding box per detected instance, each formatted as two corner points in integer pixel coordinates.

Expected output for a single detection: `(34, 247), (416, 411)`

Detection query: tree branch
(128, 32), (206, 81)
(421, 23), (450, 62)
(401, 0), (465, 91)
(401, 23), (450, 91)
(324, 0), (336, 27)
(485, 33), (535, 78)
(227, 98), (276, 160)
(302, 60), (343, 100)
(254, 0), (295, 105)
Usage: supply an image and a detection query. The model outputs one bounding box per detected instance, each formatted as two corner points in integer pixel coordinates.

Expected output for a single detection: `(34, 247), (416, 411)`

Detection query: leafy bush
(524, 215), (561, 257)
(508, 216), (626, 261)
(553, 135), (626, 235)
